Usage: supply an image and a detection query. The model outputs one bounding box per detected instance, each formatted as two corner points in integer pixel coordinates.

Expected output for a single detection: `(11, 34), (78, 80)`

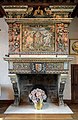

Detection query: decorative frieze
(9, 62), (31, 74)
(13, 63), (30, 70)
(4, 56), (73, 74)
(46, 62), (69, 74)
(46, 63), (64, 70)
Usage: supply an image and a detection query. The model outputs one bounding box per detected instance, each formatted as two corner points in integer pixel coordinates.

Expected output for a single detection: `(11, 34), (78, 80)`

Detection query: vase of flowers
(29, 88), (47, 110)
(34, 99), (43, 110)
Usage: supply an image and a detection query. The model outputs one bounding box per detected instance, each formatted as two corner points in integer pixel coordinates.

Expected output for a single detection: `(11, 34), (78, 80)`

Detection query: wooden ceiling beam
(0, 5), (6, 17)
(0, 0), (77, 6)
(71, 4), (78, 17)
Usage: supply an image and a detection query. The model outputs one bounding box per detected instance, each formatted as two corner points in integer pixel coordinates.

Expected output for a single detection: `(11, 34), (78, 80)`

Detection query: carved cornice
(5, 18), (73, 24)
(2, 5), (75, 22)
(4, 56), (73, 62)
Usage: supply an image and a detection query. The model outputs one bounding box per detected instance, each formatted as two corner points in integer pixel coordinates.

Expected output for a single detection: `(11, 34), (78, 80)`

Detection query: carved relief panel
(8, 23), (20, 53)
(22, 24), (55, 53)
(8, 22), (69, 54)
(55, 23), (69, 53)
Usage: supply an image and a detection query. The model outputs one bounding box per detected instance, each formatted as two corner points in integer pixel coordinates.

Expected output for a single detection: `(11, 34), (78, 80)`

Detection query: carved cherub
(34, 6), (44, 16)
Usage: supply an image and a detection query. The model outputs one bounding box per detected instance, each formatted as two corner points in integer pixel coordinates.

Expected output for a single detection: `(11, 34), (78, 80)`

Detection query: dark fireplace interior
(17, 74), (58, 103)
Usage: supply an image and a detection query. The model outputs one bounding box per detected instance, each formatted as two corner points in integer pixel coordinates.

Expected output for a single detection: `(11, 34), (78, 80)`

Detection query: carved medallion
(72, 41), (78, 53)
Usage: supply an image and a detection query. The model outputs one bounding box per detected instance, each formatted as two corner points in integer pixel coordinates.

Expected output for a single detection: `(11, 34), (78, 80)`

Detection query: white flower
(29, 88), (47, 104)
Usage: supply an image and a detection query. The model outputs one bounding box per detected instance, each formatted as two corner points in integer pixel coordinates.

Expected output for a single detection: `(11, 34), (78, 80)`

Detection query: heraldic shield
(31, 63), (46, 73)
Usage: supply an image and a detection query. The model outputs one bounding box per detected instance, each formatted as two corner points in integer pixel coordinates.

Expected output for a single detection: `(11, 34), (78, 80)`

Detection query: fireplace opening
(17, 74), (58, 104)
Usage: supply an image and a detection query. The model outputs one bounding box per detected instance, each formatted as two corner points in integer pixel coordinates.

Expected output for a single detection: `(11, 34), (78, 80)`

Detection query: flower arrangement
(29, 88), (47, 104)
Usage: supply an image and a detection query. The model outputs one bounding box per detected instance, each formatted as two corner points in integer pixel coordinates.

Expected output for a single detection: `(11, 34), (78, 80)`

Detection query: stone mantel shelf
(4, 56), (73, 63)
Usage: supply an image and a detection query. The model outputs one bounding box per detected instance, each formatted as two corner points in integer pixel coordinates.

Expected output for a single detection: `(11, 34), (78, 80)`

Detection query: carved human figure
(34, 6), (44, 16)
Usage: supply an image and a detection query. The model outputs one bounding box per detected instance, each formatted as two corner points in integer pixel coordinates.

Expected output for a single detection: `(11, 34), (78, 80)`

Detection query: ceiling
(0, 0), (77, 5)
(0, 0), (78, 18)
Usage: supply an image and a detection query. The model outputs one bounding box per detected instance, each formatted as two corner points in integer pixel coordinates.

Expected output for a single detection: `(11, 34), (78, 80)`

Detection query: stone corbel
(59, 81), (66, 106)
(9, 74), (20, 106)
(58, 74), (67, 105)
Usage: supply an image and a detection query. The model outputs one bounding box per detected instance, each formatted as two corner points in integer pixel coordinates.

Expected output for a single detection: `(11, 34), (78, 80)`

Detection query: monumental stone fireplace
(3, 5), (74, 106)
(4, 55), (73, 106)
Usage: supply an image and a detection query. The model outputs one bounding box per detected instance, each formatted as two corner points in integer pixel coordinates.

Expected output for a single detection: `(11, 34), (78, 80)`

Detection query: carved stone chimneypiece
(3, 5), (75, 106)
